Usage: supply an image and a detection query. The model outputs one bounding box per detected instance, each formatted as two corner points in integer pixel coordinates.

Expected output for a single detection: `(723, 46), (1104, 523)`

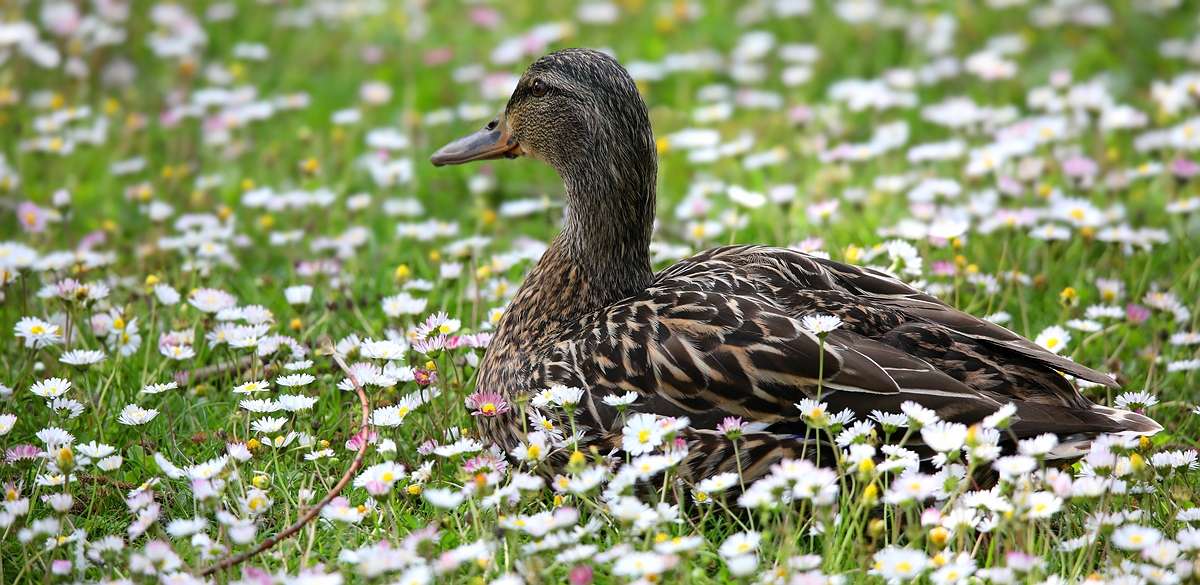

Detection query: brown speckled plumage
(433, 48), (1161, 483)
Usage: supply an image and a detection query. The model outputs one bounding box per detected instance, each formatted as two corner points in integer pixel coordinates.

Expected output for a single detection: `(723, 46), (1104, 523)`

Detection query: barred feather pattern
(474, 244), (1160, 482)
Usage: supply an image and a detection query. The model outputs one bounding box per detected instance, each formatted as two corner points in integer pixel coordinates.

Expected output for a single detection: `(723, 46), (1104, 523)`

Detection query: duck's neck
(557, 157), (657, 295)
(500, 154), (657, 343)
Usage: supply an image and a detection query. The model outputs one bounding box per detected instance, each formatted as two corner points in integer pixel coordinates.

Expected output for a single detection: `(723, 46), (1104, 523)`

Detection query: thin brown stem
(198, 343), (370, 577)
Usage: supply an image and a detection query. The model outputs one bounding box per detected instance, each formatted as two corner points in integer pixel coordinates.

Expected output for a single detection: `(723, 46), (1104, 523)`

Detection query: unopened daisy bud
(862, 482), (878, 505)
(867, 518), (886, 539)
(56, 446), (75, 472)
(553, 494), (565, 507)
(568, 450), (586, 471)
(217, 206), (232, 221)
(241, 178), (255, 191)
(716, 416), (747, 441)
(1060, 286), (1078, 305)
(252, 475), (271, 489)
(145, 275), (160, 286)
(857, 458), (876, 479)
(246, 438), (263, 451)
(965, 425), (981, 447)
(394, 264), (410, 281)
(406, 484), (422, 496)
(929, 526), (949, 548)
(1130, 453), (1147, 474)
(1139, 436), (1152, 450)
(302, 157), (319, 175)
(290, 318), (302, 332)
(259, 214), (274, 229)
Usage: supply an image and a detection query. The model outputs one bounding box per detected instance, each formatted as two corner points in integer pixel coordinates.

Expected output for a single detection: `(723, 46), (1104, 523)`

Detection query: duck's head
(431, 48), (657, 198)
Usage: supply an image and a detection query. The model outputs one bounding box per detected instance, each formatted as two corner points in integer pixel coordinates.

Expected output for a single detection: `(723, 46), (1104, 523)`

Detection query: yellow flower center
(638, 430), (651, 443)
(30, 325), (45, 335)
(527, 444), (541, 459)
(481, 403), (496, 415)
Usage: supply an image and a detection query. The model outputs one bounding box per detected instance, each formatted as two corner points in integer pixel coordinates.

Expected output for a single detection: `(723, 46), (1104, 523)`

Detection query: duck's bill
(430, 115), (522, 166)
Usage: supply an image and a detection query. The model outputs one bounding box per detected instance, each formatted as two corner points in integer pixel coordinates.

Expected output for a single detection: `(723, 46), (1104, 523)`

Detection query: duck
(430, 48), (1161, 484)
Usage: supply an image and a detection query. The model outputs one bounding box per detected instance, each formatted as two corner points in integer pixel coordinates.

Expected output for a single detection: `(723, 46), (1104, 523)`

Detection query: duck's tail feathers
(1045, 406), (1163, 460)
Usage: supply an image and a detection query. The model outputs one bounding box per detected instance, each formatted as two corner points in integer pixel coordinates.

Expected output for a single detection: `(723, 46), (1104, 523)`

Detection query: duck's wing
(546, 281), (1007, 434)
(732, 246), (1120, 390)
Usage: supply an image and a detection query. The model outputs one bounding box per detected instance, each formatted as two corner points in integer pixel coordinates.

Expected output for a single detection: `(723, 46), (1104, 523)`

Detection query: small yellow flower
(929, 526), (949, 547)
(863, 483), (878, 504)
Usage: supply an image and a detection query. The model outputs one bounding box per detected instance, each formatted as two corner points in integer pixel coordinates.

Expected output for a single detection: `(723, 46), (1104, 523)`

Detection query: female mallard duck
(431, 48), (1160, 482)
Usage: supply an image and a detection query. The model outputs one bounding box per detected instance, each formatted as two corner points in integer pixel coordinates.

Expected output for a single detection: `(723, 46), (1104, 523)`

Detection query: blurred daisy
(142, 381), (178, 394)
(233, 381), (270, 394)
(117, 405), (159, 426)
(59, 349), (106, 367)
(1034, 325), (1071, 355)
(15, 317), (63, 348)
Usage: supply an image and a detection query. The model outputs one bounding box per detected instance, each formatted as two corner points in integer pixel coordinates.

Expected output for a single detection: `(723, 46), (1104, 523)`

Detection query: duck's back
(527, 245), (1158, 475)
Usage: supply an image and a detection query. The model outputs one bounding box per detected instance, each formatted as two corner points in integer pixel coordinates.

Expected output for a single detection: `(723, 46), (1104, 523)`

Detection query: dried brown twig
(198, 345), (370, 577)
(174, 356), (254, 387)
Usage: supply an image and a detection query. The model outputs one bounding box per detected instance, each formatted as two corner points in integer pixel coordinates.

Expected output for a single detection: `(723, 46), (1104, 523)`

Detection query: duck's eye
(531, 79), (549, 97)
